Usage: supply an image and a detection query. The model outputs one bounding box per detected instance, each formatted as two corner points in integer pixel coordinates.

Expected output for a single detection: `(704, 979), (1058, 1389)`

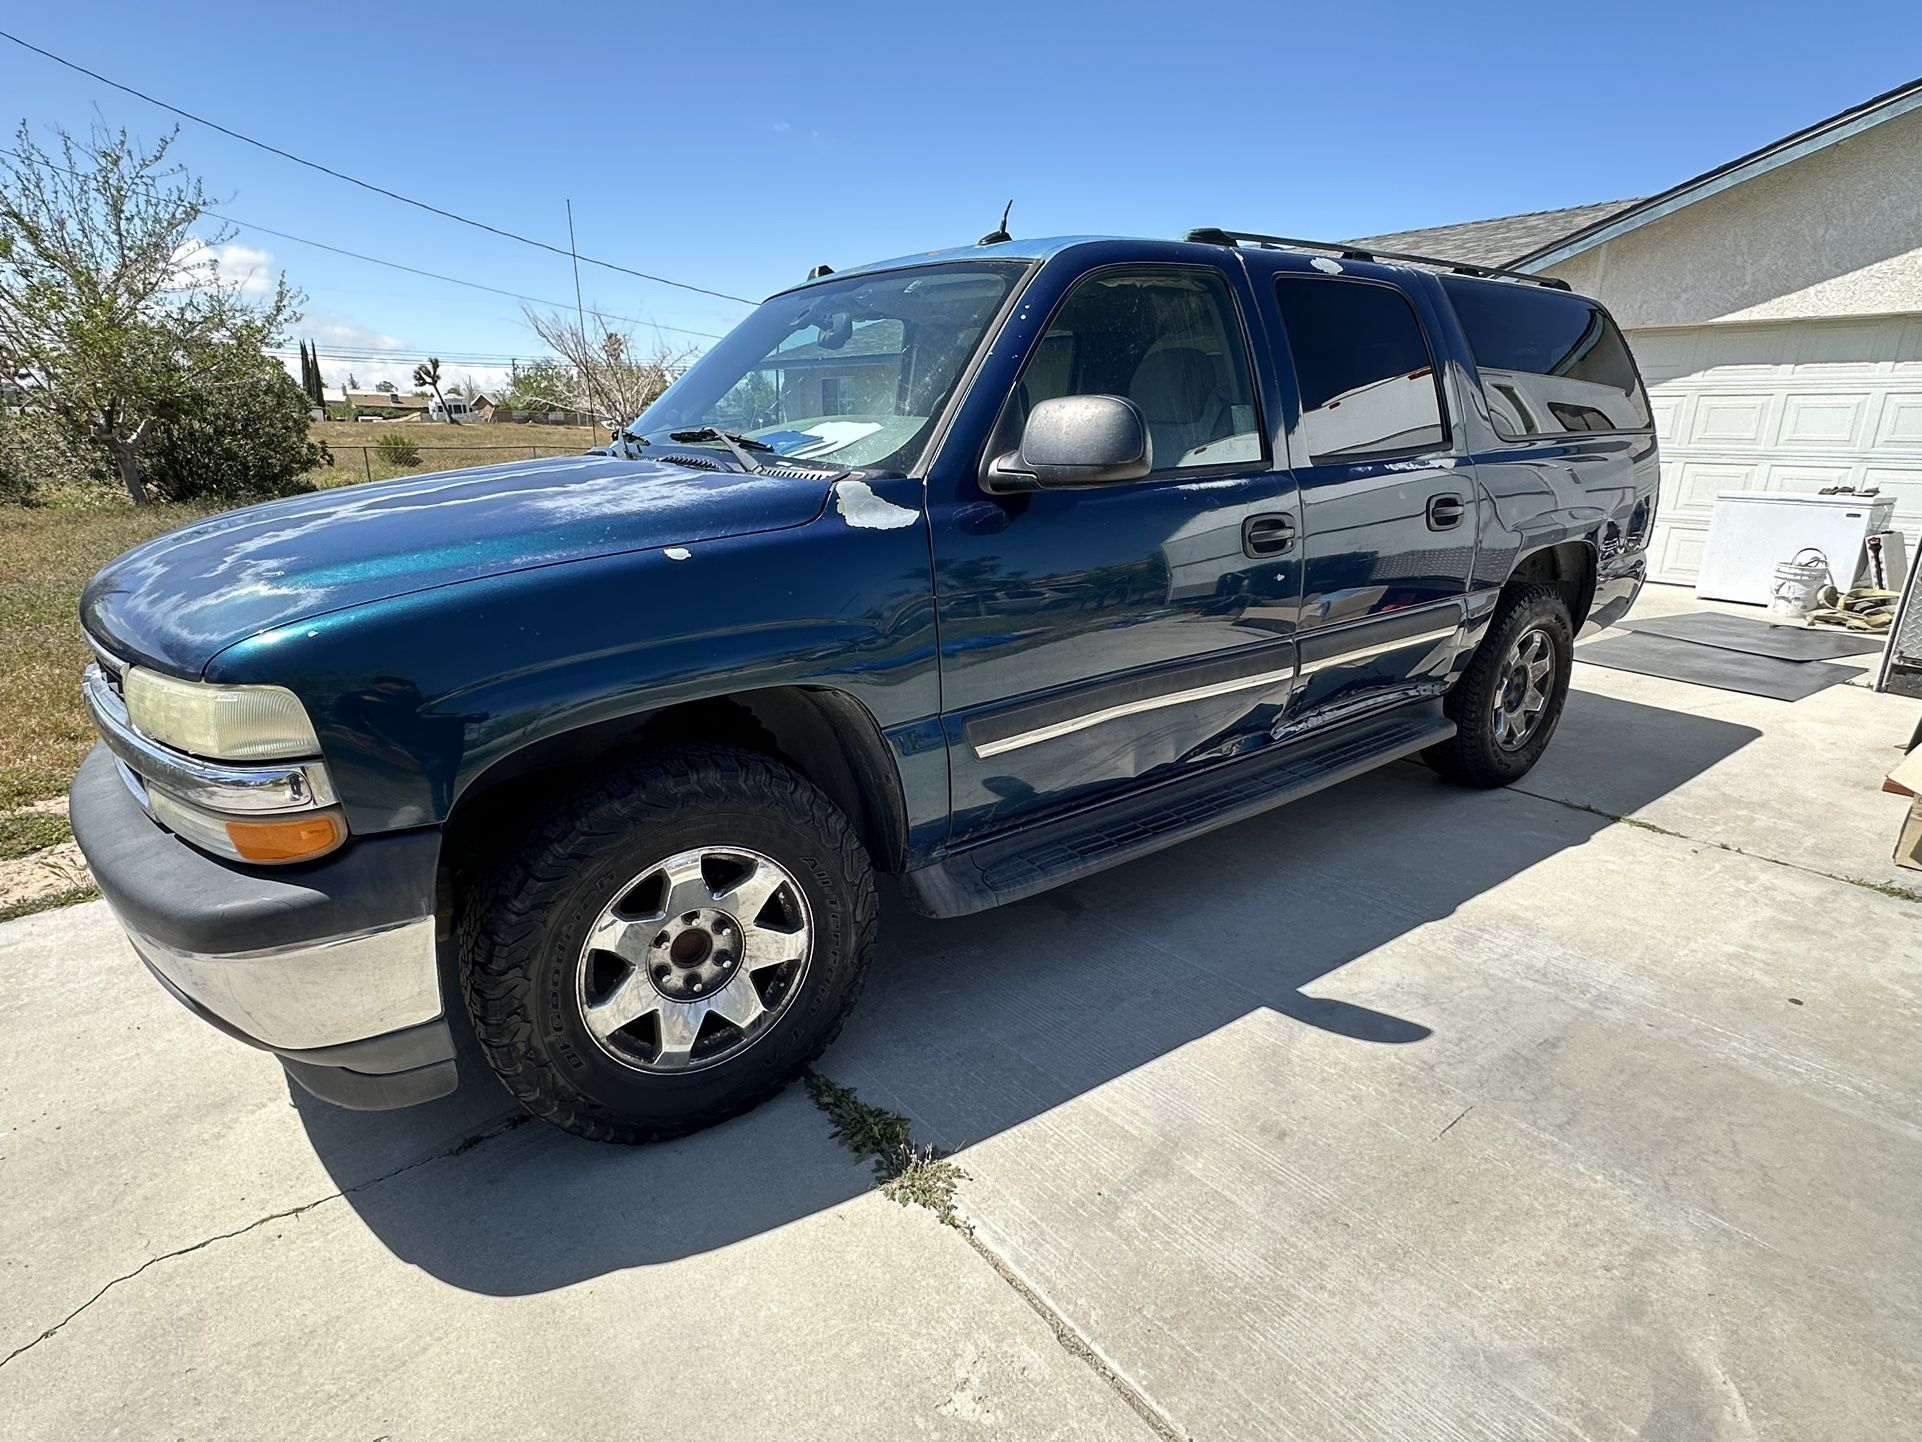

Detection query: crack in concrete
(1508, 786), (1922, 904)
(953, 1220), (1188, 1442)
(0, 1112), (529, 1370)
(802, 1070), (1183, 1440)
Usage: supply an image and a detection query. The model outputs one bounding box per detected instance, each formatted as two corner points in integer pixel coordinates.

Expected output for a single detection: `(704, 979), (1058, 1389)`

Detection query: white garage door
(1628, 315), (1922, 584)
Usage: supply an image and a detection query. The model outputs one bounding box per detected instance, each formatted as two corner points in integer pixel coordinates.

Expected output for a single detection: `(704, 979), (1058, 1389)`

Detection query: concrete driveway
(3, 585), (1918, 1440)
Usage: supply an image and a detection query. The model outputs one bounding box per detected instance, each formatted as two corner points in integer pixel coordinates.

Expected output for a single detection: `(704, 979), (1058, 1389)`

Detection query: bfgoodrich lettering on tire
(1426, 583), (1574, 788)
(458, 745), (877, 1144)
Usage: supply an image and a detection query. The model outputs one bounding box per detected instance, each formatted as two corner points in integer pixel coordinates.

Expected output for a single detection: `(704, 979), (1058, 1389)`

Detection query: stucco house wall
(1543, 105), (1922, 327)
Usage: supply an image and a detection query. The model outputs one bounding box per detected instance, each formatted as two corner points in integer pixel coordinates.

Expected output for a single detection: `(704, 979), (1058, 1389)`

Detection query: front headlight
(123, 667), (322, 761)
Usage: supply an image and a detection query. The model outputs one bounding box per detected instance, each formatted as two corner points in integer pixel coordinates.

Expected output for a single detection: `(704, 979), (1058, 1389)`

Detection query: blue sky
(4, 3), (1918, 394)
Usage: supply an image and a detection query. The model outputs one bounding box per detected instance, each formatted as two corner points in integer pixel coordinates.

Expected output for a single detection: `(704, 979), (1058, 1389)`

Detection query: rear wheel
(459, 746), (877, 1143)
(1426, 584), (1573, 787)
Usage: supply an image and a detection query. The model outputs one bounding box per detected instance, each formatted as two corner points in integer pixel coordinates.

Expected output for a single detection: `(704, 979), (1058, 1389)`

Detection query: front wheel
(459, 746), (878, 1144)
(1426, 584), (1574, 788)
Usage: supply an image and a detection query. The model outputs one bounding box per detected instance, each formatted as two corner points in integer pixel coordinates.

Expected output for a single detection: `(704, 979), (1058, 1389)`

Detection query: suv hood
(83, 454), (832, 674)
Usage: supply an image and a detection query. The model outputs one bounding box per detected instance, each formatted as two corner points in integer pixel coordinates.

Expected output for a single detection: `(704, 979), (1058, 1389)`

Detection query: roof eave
(1513, 77), (1922, 273)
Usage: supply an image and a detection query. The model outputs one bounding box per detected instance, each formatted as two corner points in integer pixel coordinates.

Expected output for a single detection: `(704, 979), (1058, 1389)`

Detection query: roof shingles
(1348, 199), (1640, 268)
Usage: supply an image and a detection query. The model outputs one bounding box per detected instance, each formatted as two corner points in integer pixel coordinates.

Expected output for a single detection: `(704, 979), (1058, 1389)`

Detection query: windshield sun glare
(631, 262), (1024, 473)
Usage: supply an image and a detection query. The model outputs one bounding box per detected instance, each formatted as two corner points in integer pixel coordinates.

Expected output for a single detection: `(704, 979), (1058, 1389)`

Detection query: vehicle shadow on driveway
(296, 690), (1758, 1293)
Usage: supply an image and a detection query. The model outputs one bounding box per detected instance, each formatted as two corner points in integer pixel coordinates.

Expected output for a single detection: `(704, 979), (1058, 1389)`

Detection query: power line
(0, 27), (759, 306)
(203, 212), (725, 341)
(268, 346), (544, 365)
(0, 145), (726, 343)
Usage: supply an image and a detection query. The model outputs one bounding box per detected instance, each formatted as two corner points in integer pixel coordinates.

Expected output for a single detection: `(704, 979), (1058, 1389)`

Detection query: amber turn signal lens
(224, 812), (346, 863)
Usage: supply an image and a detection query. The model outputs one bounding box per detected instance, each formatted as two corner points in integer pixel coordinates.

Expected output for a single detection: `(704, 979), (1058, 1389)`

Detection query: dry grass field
(0, 503), (221, 814)
(307, 418), (600, 486)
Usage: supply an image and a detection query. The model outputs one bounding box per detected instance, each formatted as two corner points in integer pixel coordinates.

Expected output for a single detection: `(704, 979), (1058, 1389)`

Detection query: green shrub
(374, 431), (422, 468)
(0, 410), (109, 506)
(142, 369), (331, 503)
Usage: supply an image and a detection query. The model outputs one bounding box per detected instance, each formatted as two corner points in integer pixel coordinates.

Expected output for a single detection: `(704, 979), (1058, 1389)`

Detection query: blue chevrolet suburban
(71, 230), (1654, 1142)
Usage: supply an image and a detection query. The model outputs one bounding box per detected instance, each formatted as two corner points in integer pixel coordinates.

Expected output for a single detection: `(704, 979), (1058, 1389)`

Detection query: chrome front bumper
(68, 744), (457, 1109)
(122, 916), (441, 1052)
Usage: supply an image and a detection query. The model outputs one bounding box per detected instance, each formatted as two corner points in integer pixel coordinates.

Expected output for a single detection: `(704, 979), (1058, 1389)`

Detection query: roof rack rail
(1181, 228), (1572, 291)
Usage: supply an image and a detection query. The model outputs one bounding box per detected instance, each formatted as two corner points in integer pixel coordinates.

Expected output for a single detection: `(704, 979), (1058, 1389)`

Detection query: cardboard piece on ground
(1895, 798), (1922, 873)
(1884, 746), (1922, 798)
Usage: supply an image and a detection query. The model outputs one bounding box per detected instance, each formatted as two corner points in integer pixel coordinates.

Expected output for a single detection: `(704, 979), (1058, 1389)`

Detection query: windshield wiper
(669, 427), (771, 473)
(663, 425), (860, 479)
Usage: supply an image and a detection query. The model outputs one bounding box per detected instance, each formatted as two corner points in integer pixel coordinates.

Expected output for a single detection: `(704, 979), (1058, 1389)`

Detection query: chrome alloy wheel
(1491, 626), (1556, 752)
(575, 847), (812, 1073)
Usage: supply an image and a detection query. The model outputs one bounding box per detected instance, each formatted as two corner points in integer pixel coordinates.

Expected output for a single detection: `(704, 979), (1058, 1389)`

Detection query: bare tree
(0, 123), (298, 503)
(520, 306), (693, 431)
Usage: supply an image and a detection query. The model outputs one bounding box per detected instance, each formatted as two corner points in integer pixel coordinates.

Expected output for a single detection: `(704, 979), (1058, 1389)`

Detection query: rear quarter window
(1441, 277), (1651, 440)
(1272, 275), (1448, 465)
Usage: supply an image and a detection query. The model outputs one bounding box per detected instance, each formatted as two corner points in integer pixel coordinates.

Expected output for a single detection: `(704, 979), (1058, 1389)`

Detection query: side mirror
(984, 394), (1153, 492)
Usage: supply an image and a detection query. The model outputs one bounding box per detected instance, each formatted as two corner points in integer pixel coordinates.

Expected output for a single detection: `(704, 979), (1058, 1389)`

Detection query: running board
(903, 702), (1454, 918)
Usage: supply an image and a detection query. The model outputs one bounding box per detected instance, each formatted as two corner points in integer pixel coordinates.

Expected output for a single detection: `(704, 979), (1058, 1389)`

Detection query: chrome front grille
(84, 632), (129, 698)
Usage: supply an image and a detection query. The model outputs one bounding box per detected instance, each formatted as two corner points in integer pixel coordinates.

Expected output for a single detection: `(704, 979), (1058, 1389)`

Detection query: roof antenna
(978, 199), (1013, 246)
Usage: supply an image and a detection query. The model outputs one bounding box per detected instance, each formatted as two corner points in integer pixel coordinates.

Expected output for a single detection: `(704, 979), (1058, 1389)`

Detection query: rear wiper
(669, 427), (771, 473)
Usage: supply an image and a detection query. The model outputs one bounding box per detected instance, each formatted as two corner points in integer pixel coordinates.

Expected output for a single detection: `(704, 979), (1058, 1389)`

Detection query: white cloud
(173, 235), (280, 296)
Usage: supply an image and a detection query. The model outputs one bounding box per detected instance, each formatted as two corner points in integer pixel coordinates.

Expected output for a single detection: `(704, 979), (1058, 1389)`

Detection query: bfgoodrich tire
(459, 746), (877, 1144)
(1426, 584), (1574, 788)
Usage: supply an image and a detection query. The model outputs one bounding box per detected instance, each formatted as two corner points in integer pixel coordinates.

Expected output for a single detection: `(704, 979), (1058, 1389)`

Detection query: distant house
(490, 401), (596, 426)
(343, 390), (430, 418)
(427, 392), (493, 422)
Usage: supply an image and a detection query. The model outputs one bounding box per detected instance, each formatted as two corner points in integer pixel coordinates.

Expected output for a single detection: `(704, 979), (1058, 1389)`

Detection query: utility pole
(565, 199), (613, 445)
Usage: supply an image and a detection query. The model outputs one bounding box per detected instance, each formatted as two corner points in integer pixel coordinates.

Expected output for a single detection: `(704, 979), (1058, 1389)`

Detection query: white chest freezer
(1695, 490), (1898, 606)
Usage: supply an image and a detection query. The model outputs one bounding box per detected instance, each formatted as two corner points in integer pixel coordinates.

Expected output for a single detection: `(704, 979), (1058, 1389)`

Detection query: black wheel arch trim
(441, 683), (911, 877)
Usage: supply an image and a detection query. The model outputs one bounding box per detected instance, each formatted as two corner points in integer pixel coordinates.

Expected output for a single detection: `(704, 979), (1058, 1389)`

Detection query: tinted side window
(1441, 277), (1651, 438)
(1272, 276), (1447, 465)
(1019, 268), (1261, 471)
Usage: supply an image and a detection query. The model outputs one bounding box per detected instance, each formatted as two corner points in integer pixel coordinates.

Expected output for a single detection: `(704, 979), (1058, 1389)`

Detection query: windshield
(629, 261), (1024, 472)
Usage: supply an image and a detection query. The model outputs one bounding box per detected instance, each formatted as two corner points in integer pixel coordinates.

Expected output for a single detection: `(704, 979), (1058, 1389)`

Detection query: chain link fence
(322, 441), (592, 485)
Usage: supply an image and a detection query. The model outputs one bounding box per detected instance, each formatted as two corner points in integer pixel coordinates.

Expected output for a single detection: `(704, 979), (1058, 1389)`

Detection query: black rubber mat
(1577, 633), (1856, 700)
(1621, 610), (1885, 659)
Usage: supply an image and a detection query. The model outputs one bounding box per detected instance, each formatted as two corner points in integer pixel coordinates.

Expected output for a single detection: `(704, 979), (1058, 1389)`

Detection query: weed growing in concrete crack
(1556, 797), (1686, 837)
(803, 1071), (964, 1224)
(880, 1144), (965, 1222)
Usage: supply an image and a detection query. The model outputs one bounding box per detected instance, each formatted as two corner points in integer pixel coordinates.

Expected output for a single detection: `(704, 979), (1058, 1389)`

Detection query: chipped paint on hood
(834, 479), (920, 531)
